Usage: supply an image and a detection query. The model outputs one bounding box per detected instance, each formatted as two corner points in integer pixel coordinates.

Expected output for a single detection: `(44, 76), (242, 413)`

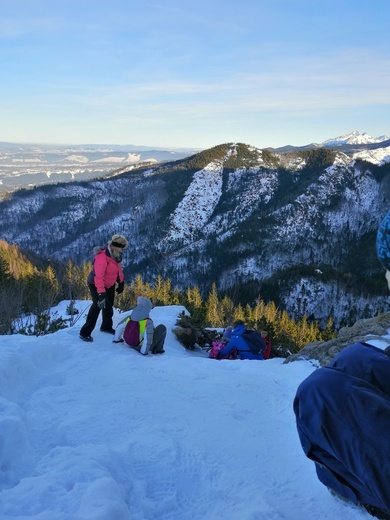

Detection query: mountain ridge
(320, 130), (390, 146)
(0, 134), (389, 328)
(1, 131), (389, 196)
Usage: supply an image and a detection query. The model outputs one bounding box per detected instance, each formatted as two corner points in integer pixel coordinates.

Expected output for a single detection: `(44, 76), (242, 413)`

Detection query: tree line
(0, 240), (335, 352)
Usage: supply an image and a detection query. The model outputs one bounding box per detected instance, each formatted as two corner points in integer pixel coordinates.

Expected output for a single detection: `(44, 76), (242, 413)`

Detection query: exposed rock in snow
(285, 313), (390, 366)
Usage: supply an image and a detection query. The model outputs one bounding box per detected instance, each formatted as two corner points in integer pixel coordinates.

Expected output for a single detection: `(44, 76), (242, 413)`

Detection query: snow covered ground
(0, 301), (383, 520)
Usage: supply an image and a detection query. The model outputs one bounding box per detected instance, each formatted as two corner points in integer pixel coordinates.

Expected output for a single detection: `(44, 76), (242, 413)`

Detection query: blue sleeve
(219, 337), (238, 356)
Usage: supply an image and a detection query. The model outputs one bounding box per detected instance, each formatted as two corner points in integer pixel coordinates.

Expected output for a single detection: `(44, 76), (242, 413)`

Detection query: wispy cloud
(1, 1), (390, 147)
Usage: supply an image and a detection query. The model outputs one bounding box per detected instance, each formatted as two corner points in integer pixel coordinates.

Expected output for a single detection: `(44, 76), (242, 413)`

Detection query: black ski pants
(80, 284), (116, 336)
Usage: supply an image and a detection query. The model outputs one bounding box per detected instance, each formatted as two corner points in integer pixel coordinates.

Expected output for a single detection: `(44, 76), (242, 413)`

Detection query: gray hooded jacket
(114, 296), (154, 354)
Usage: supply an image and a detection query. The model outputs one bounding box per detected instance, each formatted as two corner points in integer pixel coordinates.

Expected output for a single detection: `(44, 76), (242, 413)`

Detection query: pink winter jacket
(90, 248), (124, 294)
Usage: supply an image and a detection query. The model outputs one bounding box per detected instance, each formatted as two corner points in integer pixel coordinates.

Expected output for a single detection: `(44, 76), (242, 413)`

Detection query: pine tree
(63, 259), (90, 300)
(152, 275), (165, 304)
(206, 283), (222, 327)
(131, 274), (151, 300)
(160, 278), (173, 305)
(184, 286), (205, 322)
(322, 316), (336, 341)
(251, 298), (266, 329)
(233, 303), (245, 323)
(172, 287), (181, 305)
(0, 256), (18, 333)
(219, 295), (235, 326)
(186, 286), (203, 309)
(0, 255), (12, 285)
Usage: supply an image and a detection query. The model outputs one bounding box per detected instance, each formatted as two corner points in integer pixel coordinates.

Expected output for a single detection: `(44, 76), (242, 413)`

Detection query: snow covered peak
(321, 131), (390, 146)
(352, 146), (390, 166)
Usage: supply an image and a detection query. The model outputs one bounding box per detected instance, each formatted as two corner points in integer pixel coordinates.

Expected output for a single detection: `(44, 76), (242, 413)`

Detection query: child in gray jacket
(113, 296), (166, 355)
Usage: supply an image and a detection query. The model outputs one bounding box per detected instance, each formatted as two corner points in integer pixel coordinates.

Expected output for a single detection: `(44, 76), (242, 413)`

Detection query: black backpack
(242, 330), (266, 356)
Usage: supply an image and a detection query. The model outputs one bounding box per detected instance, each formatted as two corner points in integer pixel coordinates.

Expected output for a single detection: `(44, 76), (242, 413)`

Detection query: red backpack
(263, 337), (271, 359)
(123, 318), (149, 347)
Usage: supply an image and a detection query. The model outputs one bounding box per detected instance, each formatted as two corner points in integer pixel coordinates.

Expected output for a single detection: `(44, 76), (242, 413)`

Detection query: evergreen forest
(0, 240), (336, 354)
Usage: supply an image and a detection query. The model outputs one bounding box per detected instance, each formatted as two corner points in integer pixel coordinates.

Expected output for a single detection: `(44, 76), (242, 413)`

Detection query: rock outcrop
(284, 313), (390, 366)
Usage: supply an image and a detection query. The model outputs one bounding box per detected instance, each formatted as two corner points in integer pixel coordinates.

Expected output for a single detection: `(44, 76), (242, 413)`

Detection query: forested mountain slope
(1, 141), (389, 327)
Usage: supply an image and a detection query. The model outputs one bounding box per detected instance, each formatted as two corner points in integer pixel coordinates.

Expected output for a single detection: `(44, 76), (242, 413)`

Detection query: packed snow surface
(0, 301), (384, 520)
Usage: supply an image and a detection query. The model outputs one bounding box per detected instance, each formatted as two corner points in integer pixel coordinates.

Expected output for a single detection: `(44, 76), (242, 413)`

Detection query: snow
(321, 130), (390, 146)
(0, 301), (383, 520)
(160, 161), (224, 246)
(352, 146), (390, 166)
(62, 155), (89, 164)
(90, 155), (138, 164)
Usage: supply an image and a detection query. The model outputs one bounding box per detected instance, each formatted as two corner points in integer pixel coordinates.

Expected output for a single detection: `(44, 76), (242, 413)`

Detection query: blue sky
(1, 0), (390, 149)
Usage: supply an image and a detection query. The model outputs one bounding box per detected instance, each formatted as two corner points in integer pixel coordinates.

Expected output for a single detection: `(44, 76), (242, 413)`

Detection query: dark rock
(284, 313), (390, 366)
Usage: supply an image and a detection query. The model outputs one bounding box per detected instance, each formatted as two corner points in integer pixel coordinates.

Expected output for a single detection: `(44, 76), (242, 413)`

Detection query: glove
(97, 293), (106, 309)
(116, 281), (124, 294)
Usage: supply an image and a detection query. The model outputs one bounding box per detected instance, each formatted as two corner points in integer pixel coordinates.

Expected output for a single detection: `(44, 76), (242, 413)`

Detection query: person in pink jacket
(80, 234), (128, 342)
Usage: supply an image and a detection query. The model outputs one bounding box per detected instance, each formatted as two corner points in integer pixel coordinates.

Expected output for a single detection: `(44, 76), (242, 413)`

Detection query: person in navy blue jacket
(293, 209), (390, 520)
(219, 320), (264, 360)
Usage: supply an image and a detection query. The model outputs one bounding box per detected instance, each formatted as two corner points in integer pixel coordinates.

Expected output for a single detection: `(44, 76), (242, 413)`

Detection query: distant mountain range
(0, 131), (389, 327)
(270, 130), (390, 152)
(321, 130), (390, 146)
(0, 142), (200, 196)
(1, 131), (389, 196)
